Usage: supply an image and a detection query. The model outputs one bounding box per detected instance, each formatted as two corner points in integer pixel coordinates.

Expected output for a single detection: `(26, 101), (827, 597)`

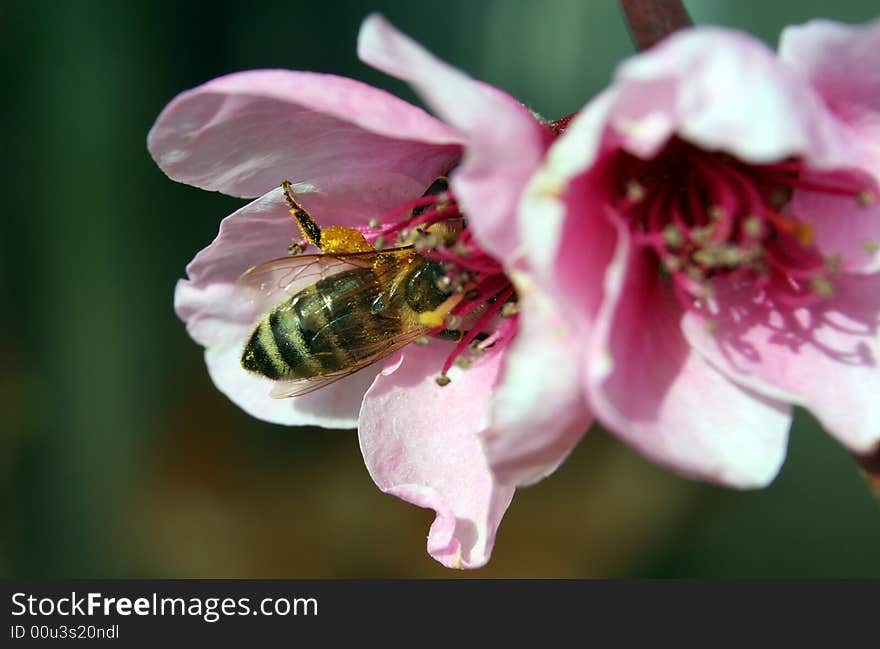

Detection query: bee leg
(281, 180), (373, 254)
(282, 180), (323, 248)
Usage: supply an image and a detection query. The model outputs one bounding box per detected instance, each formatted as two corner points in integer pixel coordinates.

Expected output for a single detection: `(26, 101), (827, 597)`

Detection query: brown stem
(619, 0), (693, 51)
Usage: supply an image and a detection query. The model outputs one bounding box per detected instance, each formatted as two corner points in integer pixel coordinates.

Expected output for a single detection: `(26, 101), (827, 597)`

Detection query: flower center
(362, 179), (518, 385)
(614, 138), (872, 308)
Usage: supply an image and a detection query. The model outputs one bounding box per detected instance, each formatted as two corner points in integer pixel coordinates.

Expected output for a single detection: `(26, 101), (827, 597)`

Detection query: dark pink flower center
(613, 138), (872, 308)
(360, 185), (518, 384)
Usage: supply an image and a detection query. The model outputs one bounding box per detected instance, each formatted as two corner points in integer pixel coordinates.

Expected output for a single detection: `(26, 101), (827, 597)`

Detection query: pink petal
(148, 69), (463, 223)
(789, 178), (880, 274)
(518, 91), (620, 285)
(482, 275), (593, 486)
(586, 223), (793, 488)
(358, 14), (550, 261)
(359, 345), (514, 568)
(779, 19), (880, 183)
(175, 189), (375, 427)
(609, 27), (854, 169)
(682, 274), (880, 455)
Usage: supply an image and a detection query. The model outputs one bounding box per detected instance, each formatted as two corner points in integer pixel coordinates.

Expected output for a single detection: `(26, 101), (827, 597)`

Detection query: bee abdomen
(241, 318), (289, 379)
(241, 269), (379, 380)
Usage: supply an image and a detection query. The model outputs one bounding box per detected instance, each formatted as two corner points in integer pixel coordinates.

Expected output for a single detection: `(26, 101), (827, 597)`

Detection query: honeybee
(238, 178), (461, 397)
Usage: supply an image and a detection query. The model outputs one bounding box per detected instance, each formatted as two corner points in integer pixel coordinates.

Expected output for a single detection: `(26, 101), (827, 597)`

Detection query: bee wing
(269, 368), (365, 398)
(268, 323), (433, 399)
(235, 250), (386, 315)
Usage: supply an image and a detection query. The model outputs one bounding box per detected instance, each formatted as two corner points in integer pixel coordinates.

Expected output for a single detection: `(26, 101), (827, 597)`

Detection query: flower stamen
(614, 138), (868, 308)
(364, 182), (518, 384)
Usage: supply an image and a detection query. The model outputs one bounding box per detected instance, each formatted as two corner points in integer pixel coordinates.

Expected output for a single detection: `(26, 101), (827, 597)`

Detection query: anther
(863, 240), (879, 254)
(663, 224), (684, 248)
(690, 226), (713, 246)
(692, 250), (714, 267)
(663, 256), (682, 273)
(436, 275), (453, 291)
(826, 255), (843, 276)
(445, 315), (462, 330)
(455, 356), (474, 369)
(368, 218), (380, 229)
(811, 275), (834, 298)
(707, 206), (725, 222)
(742, 215), (763, 239)
(857, 189), (875, 206)
(288, 242), (303, 256)
(372, 236), (385, 250)
(435, 374), (451, 386)
(500, 302), (519, 317)
(414, 336), (431, 346)
(626, 180), (646, 203)
(792, 221), (815, 247)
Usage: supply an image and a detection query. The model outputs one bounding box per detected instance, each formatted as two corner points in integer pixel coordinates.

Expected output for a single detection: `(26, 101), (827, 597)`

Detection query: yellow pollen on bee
(418, 293), (463, 330)
(857, 189), (875, 206)
(419, 311), (445, 328)
(319, 226), (374, 253)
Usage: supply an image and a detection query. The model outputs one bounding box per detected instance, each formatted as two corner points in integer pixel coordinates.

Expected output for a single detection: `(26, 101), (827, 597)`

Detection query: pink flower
(148, 15), (591, 568)
(511, 20), (880, 488)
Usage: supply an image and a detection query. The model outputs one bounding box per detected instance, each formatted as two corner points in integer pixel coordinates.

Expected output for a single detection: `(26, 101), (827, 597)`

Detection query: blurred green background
(2, 0), (879, 578)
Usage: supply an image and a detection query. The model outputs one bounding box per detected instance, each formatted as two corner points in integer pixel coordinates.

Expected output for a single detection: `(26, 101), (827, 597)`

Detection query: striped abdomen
(241, 257), (452, 381)
(241, 266), (404, 380)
